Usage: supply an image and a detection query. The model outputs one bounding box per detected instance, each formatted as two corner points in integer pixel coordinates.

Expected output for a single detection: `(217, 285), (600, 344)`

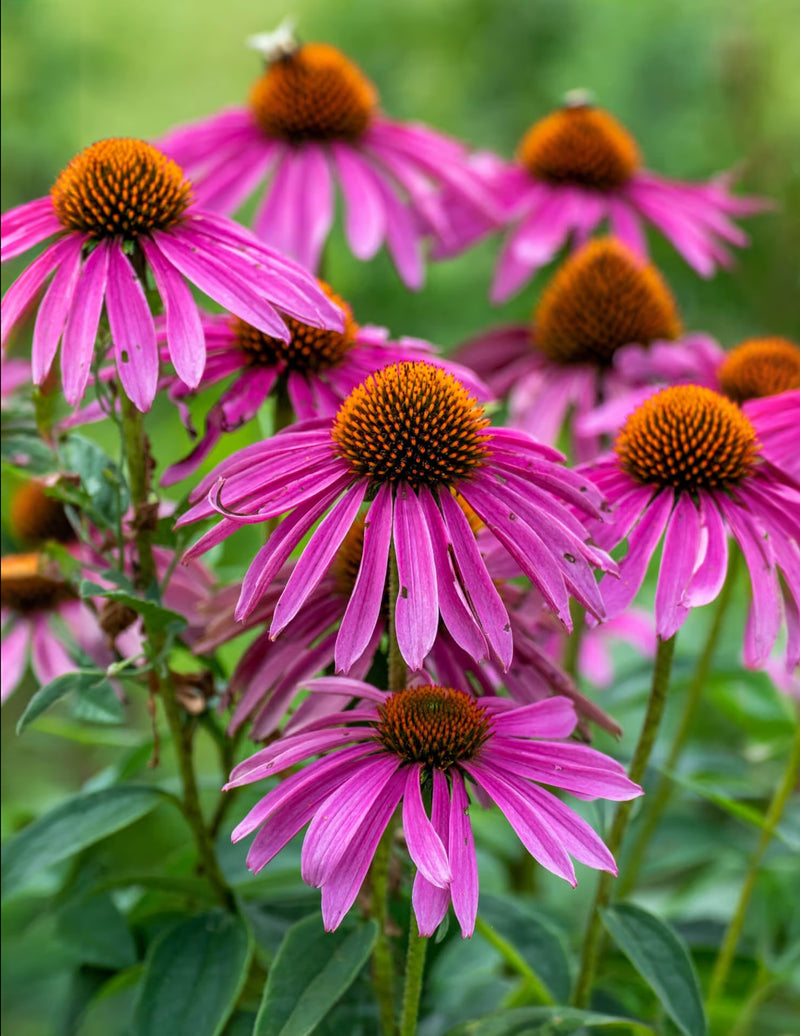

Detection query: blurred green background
(2, 1), (800, 1033)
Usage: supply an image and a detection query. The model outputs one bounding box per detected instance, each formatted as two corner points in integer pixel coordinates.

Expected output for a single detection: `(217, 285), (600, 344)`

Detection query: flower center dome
(534, 239), (681, 366)
(0, 553), (75, 613)
(10, 482), (75, 546)
(234, 282), (357, 372)
(332, 362), (490, 489)
(51, 138), (192, 239)
(518, 103), (641, 190)
(616, 385), (759, 492)
(250, 43), (377, 142)
(717, 337), (800, 404)
(377, 685), (491, 769)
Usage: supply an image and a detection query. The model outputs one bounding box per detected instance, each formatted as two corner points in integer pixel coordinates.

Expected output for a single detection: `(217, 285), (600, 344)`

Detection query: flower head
(456, 239), (690, 461)
(179, 361), (614, 671)
(584, 385), (800, 670)
(1, 137), (343, 411)
(159, 281), (483, 484)
(227, 679), (642, 935)
(158, 31), (498, 286)
(435, 99), (768, 301)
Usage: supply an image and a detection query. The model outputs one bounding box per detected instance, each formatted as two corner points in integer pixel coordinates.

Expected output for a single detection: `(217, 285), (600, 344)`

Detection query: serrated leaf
(477, 893), (570, 1003)
(57, 892), (137, 969)
(17, 670), (109, 733)
(601, 903), (706, 1036)
(1, 785), (163, 901)
(254, 914), (378, 1036)
(132, 909), (251, 1036)
(442, 1006), (655, 1035)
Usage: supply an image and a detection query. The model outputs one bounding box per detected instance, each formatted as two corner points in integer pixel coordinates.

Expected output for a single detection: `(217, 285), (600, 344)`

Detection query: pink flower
(583, 385), (800, 671)
(179, 361), (615, 671)
(1, 138), (342, 411)
(435, 99), (768, 302)
(158, 35), (498, 288)
(195, 524), (620, 741)
(457, 238), (693, 461)
(226, 679), (642, 935)
(159, 281), (488, 485)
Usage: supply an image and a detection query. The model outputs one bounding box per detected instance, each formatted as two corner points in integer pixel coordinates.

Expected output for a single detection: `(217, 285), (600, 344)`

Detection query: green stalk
(707, 716), (800, 1004)
(620, 557), (739, 895)
(572, 634), (676, 1008)
(562, 600), (586, 681)
(399, 911), (428, 1036)
(119, 392), (234, 911)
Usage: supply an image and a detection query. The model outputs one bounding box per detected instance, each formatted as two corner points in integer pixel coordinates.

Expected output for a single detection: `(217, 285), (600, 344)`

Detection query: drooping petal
(412, 768), (452, 936)
(331, 144), (386, 259)
(1, 622), (30, 702)
(61, 241), (110, 405)
(2, 237), (80, 350)
(31, 240), (84, 383)
(105, 243), (159, 411)
(402, 763), (451, 889)
(448, 770), (479, 938)
(393, 485), (438, 669)
(654, 492), (702, 639)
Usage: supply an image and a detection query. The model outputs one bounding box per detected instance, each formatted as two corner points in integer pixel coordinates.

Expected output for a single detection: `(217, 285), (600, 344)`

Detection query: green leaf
(443, 1006), (655, 1035)
(56, 892), (137, 969)
(17, 670), (109, 733)
(601, 903), (706, 1036)
(1, 785), (163, 901)
(69, 678), (126, 725)
(254, 914), (378, 1036)
(132, 909), (252, 1036)
(80, 581), (187, 634)
(1, 435), (57, 474)
(477, 893), (570, 1003)
(60, 435), (129, 528)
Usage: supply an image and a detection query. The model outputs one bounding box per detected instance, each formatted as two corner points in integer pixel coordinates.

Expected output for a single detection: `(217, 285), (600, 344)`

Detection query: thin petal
(61, 241), (110, 405)
(393, 485), (438, 669)
(105, 244), (159, 411)
(448, 770), (479, 938)
(402, 764), (451, 889)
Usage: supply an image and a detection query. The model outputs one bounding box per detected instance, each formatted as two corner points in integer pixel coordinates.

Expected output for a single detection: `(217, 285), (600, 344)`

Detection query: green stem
(370, 822), (397, 1036)
(562, 601), (586, 681)
(572, 634), (676, 1008)
(399, 911), (428, 1036)
(474, 916), (554, 1006)
(620, 557), (739, 896)
(707, 716), (800, 1004)
(119, 392), (234, 911)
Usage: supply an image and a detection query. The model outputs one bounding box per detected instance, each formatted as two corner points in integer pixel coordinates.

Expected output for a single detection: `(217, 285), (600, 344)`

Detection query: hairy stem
(399, 911), (428, 1036)
(119, 392), (234, 911)
(620, 558), (739, 895)
(707, 716), (800, 1004)
(572, 634), (676, 1008)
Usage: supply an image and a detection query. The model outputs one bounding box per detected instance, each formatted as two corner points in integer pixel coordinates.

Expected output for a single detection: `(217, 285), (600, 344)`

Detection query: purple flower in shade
(158, 280), (487, 485)
(225, 679), (643, 935)
(434, 98), (768, 302)
(1, 138), (343, 412)
(582, 336), (800, 478)
(194, 521), (621, 741)
(583, 385), (800, 671)
(157, 33), (498, 289)
(0, 551), (110, 702)
(178, 361), (616, 672)
(456, 238), (691, 462)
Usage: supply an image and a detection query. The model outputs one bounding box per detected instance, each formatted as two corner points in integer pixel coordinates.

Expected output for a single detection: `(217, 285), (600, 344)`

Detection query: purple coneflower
(457, 238), (695, 461)
(1, 137), (342, 411)
(158, 28), (498, 288)
(226, 679), (642, 935)
(435, 98), (766, 302)
(584, 385), (800, 671)
(179, 361), (614, 670)
(196, 520), (620, 740)
(159, 280), (486, 485)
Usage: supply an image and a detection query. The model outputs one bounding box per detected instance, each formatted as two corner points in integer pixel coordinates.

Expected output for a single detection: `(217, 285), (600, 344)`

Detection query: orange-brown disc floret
(534, 239), (682, 366)
(51, 138), (192, 239)
(250, 43), (377, 142)
(518, 104), (641, 191)
(616, 385), (759, 493)
(717, 337), (800, 405)
(234, 282), (357, 373)
(10, 482), (75, 546)
(0, 553), (76, 613)
(331, 362), (490, 489)
(377, 685), (492, 769)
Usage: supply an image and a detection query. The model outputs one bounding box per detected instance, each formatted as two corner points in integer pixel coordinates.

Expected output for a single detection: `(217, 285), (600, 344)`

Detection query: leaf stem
(572, 634), (676, 1008)
(707, 715), (800, 1004)
(399, 911), (427, 1036)
(619, 557), (739, 895)
(119, 392), (234, 911)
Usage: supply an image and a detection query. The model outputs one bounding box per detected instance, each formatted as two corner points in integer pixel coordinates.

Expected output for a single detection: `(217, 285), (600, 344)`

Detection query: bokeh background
(2, 1), (799, 1034)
